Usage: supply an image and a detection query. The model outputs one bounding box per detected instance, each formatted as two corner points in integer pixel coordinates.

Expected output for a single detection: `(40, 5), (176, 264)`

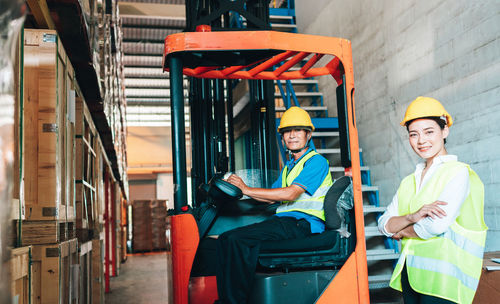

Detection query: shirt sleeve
(271, 173), (282, 189)
(413, 167), (470, 239)
(291, 154), (330, 195)
(377, 192), (400, 237)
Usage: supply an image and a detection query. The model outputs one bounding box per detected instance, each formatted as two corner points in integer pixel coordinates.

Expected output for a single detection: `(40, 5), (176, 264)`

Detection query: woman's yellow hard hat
(400, 96), (453, 127)
(277, 106), (315, 132)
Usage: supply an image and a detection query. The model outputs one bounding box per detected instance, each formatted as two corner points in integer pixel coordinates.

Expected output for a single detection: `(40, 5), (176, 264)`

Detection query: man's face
(282, 129), (311, 151)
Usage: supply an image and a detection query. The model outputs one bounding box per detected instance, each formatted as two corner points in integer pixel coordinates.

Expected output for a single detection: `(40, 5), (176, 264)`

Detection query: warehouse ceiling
(119, 0), (187, 127)
(119, 0), (189, 174)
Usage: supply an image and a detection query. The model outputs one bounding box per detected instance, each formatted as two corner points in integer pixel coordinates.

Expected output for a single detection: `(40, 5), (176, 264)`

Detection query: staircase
(269, 3), (401, 302)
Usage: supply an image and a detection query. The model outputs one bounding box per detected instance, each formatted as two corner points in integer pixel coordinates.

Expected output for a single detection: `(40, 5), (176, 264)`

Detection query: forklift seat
(258, 176), (355, 270)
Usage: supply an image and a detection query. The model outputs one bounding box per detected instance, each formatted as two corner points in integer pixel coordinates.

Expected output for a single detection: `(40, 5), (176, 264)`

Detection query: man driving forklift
(217, 106), (333, 304)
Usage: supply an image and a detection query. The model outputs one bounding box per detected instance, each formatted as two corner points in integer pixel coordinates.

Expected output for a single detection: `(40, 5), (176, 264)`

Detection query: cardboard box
(473, 251), (500, 303)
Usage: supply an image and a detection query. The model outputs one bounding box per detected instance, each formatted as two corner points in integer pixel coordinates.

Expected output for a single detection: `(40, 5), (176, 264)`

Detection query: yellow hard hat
(400, 96), (453, 127)
(277, 106), (315, 132)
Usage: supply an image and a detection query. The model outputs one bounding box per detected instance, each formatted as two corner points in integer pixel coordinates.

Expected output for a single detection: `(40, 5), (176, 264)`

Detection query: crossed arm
(384, 201), (447, 239)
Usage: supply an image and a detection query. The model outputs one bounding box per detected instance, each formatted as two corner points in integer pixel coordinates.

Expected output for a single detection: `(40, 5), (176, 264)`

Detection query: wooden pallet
(9, 246), (32, 304)
(32, 238), (78, 304)
(18, 220), (76, 245)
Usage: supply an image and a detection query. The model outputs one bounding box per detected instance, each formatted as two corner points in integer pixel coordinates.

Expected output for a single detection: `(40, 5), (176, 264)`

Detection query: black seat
(258, 176), (355, 270)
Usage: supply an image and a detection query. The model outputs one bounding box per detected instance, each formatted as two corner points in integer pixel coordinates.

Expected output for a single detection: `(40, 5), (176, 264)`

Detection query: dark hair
(406, 116), (447, 144)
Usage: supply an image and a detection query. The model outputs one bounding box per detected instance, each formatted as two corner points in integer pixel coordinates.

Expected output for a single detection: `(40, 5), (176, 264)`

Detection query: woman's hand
(226, 174), (248, 194)
(392, 225), (420, 240)
(407, 201), (448, 223)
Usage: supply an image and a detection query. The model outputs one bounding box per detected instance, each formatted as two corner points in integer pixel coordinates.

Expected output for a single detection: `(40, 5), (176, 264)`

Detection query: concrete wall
(295, 0), (500, 250)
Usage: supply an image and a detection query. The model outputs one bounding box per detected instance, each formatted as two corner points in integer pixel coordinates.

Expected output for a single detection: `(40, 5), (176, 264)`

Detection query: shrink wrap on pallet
(1, 1), (25, 301)
(132, 200), (152, 252)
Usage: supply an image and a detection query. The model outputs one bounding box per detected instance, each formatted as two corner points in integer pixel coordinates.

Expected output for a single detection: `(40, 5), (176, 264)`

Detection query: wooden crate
(78, 241), (92, 304)
(91, 238), (104, 304)
(10, 246), (32, 304)
(32, 238), (78, 304)
(23, 28), (76, 222)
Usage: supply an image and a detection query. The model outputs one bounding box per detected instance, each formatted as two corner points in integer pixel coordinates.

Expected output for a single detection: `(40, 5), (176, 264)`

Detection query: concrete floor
(105, 252), (170, 304)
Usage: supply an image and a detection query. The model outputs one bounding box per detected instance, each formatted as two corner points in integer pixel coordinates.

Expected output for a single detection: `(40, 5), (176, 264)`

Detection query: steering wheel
(207, 176), (243, 204)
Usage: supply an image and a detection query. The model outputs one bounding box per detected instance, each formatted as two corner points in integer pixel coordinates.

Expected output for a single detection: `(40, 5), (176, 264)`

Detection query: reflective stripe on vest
(390, 161), (487, 304)
(276, 150), (333, 220)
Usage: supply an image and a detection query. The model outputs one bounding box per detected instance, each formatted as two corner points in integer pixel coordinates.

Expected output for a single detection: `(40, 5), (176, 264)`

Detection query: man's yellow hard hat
(400, 96), (453, 127)
(277, 106), (315, 132)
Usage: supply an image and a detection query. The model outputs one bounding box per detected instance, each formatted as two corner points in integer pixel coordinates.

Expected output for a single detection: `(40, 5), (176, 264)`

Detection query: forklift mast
(185, 0), (279, 207)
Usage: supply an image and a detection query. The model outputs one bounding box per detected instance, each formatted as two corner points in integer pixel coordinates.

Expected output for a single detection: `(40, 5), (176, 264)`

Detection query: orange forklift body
(164, 30), (370, 304)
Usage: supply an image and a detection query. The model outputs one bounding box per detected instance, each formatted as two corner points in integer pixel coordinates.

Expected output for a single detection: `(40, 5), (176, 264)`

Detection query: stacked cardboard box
(131, 200), (168, 252)
(132, 200), (153, 252)
(151, 200), (167, 250)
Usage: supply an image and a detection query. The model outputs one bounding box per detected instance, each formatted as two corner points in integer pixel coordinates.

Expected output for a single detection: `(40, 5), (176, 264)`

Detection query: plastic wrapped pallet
(1, 1), (25, 301)
(151, 200), (167, 250)
(132, 200), (152, 252)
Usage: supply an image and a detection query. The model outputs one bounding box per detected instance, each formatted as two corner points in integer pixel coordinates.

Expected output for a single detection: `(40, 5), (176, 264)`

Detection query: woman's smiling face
(408, 118), (449, 162)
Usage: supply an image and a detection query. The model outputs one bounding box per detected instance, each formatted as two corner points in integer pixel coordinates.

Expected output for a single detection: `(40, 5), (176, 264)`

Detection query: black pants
(216, 216), (312, 304)
(401, 264), (455, 304)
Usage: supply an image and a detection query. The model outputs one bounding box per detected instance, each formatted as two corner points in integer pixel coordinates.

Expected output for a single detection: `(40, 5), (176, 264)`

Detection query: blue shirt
(272, 148), (330, 233)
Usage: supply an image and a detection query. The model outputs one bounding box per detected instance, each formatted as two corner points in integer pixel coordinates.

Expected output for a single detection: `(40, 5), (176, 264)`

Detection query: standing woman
(378, 97), (487, 304)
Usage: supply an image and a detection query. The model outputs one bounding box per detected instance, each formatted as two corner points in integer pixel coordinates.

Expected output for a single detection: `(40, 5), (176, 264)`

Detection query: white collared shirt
(377, 155), (470, 239)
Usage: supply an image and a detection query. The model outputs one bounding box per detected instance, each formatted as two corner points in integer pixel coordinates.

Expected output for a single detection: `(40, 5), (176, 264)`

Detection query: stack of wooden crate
(8, 0), (129, 302)
(13, 28), (81, 304)
(21, 29), (76, 246)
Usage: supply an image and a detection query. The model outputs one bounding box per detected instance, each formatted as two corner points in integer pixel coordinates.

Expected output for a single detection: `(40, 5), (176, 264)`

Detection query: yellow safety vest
(390, 161), (487, 304)
(276, 150), (333, 220)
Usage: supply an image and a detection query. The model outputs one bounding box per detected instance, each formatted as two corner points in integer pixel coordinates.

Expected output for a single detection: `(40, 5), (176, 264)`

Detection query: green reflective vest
(390, 161), (487, 304)
(276, 150), (333, 220)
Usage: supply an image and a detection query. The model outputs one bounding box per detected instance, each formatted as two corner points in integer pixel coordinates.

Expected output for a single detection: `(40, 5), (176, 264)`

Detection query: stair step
(366, 249), (399, 261)
(275, 92), (323, 98)
(368, 274), (393, 289)
(364, 226), (384, 237)
(330, 166), (369, 172)
(316, 148), (339, 154)
(271, 23), (297, 29)
(312, 131), (339, 137)
(363, 205), (387, 213)
(275, 106), (327, 112)
(276, 79), (318, 85)
(316, 148), (363, 154)
(270, 15), (294, 20)
(362, 185), (379, 192)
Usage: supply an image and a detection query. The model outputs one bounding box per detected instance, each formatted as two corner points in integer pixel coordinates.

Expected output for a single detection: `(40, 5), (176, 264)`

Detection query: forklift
(162, 1), (370, 303)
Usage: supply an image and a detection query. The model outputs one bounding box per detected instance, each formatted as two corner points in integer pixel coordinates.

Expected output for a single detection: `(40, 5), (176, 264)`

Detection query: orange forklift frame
(163, 30), (370, 304)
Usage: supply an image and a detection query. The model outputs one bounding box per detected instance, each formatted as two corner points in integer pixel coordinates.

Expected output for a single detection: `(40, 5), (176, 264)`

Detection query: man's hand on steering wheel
(226, 174), (248, 195)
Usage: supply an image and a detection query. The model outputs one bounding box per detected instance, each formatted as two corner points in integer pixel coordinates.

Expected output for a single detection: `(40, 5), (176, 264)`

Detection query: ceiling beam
(26, 0), (56, 29)
(118, 2), (186, 20)
(122, 23), (185, 30)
